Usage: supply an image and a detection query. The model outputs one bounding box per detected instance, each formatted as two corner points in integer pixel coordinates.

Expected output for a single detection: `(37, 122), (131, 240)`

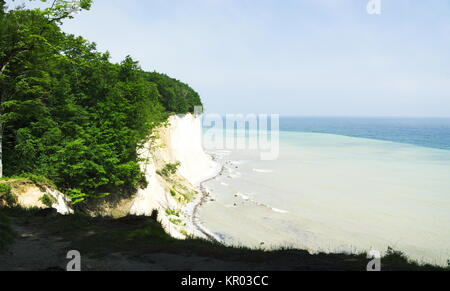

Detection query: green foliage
(40, 0), (93, 23)
(0, 183), (16, 205)
(0, 184), (11, 196)
(20, 173), (55, 188)
(145, 72), (203, 114)
(179, 229), (190, 237)
(165, 208), (181, 217)
(3, 189), (17, 206)
(169, 218), (183, 225)
(39, 193), (56, 207)
(157, 162), (181, 178)
(0, 5), (204, 205)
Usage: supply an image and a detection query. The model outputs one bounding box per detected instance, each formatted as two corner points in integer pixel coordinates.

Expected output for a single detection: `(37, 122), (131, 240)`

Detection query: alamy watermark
(367, 0), (382, 15)
(66, 250), (81, 271)
(367, 249), (382, 271)
(195, 107), (280, 161)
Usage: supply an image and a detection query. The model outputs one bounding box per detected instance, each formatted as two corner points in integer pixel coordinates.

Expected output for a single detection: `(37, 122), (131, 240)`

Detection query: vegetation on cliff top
(0, 0), (202, 205)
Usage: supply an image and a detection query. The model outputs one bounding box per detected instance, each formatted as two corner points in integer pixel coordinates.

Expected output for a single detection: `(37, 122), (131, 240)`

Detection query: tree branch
(0, 47), (31, 76)
(0, 63), (7, 75)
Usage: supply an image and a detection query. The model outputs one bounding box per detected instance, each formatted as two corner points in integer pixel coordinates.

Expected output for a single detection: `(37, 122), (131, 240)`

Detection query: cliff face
(165, 114), (219, 186)
(0, 180), (73, 215)
(130, 114), (219, 238)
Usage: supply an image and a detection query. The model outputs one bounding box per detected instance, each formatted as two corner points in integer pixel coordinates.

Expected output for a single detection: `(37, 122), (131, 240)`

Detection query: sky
(7, 0), (450, 117)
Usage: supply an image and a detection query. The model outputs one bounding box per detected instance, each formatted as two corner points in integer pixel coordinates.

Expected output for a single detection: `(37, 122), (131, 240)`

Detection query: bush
(0, 184), (12, 196)
(157, 162), (181, 178)
(0, 184), (16, 206)
(165, 208), (181, 217)
(169, 218), (183, 225)
(40, 194), (56, 208)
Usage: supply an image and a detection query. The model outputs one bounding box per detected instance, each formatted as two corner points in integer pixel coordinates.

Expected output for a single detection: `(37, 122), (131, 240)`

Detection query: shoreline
(183, 155), (224, 241)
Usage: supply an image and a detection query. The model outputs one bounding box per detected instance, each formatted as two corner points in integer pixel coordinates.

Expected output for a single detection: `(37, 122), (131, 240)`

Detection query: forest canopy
(0, 0), (203, 204)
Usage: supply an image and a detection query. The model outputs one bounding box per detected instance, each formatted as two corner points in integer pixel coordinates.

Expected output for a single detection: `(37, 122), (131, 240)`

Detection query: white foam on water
(252, 169), (274, 173)
(271, 208), (289, 214)
(230, 160), (249, 166)
(236, 192), (289, 214)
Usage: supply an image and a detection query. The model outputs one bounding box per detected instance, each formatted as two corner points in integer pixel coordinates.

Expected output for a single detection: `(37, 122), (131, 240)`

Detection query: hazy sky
(8, 0), (450, 116)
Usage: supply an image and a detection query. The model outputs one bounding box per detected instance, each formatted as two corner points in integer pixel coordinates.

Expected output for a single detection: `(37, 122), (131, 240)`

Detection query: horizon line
(202, 113), (450, 119)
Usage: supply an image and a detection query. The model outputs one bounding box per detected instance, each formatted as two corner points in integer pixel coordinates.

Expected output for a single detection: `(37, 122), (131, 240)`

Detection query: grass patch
(0, 174), (56, 189)
(380, 246), (446, 271)
(165, 208), (181, 217)
(40, 194), (57, 208)
(19, 174), (56, 188)
(169, 218), (183, 225)
(157, 162), (181, 178)
(170, 183), (196, 204)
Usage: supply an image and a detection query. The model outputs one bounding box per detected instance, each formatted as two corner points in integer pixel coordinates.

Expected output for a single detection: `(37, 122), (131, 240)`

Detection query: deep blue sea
(280, 117), (450, 151)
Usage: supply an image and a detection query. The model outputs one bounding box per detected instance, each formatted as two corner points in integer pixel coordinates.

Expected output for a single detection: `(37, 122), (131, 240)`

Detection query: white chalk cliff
(130, 114), (219, 238)
(168, 114), (219, 186)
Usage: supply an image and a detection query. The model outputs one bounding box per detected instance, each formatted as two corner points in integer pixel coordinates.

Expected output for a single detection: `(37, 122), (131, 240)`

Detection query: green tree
(0, 1), (204, 205)
(0, 0), (91, 178)
(145, 72), (203, 114)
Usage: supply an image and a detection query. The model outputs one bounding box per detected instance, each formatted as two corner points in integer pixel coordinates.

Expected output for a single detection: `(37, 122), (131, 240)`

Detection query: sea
(198, 117), (450, 266)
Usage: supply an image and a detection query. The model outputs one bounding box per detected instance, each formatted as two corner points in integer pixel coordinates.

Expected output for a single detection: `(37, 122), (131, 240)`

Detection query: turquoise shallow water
(198, 118), (450, 266)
